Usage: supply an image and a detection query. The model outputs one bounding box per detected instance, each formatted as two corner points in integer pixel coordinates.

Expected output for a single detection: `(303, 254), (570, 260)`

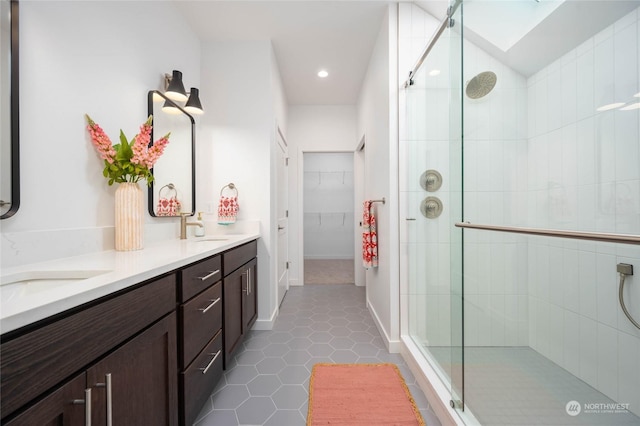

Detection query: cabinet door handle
(72, 388), (92, 426)
(244, 270), (250, 295)
(106, 374), (113, 426)
(200, 350), (222, 375)
(199, 297), (221, 314)
(96, 374), (113, 426)
(197, 269), (220, 281)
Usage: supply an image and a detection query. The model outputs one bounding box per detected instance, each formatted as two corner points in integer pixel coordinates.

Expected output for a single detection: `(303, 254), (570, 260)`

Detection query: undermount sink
(193, 238), (229, 242)
(1, 270), (111, 304)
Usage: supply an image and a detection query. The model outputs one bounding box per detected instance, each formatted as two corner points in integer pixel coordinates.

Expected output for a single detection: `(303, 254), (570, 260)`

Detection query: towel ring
(220, 182), (238, 198)
(159, 183), (178, 198)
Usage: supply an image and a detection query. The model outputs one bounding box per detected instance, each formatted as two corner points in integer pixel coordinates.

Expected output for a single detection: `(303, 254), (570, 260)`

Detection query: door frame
(297, 149), (357, 287)
(276, 125), (289, 307)
(354, 135), (366, 287)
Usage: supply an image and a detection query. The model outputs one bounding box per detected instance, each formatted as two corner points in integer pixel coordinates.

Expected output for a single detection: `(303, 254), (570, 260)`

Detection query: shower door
(402, 0), (465, 410)
(448, 0), (464, 412)
(456, 1), (640, 424)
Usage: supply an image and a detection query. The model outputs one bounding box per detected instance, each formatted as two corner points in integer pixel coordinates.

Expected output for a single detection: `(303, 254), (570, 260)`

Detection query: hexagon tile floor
(193, 284), (443, 426)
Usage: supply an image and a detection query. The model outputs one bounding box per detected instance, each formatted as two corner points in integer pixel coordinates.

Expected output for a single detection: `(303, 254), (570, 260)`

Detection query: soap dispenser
(194, 212), (205, 237)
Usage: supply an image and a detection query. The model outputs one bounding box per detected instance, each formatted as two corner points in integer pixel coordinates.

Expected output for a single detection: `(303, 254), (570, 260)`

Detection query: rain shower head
(466, 71), (497, 99)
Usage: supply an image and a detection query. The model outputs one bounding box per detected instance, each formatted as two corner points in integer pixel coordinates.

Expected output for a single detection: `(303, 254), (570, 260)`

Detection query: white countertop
(0, 233), (260, 335)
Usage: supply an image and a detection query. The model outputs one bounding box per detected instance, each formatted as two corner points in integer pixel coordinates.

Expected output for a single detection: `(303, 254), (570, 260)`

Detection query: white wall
(1, 0), (200, 267)
(287, 105), (358, 286)
(0, 2), (289, 333)
(198, 40), (287, 329)
(356, 5), (400, 350)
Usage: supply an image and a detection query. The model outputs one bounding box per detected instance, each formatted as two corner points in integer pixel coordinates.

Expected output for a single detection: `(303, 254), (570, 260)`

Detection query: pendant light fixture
(165, 70), (188, 102)
(184, 88), (204, 115)
(160, 70), (204, 115)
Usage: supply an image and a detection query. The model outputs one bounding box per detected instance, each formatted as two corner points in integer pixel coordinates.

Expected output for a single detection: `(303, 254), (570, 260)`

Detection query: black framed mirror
(147, 90), (196, 217)
(1, 0), (20, 219)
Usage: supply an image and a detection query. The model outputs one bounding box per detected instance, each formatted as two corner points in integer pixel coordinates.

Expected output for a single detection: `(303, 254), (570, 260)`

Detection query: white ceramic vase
(115, 182), (144, 251)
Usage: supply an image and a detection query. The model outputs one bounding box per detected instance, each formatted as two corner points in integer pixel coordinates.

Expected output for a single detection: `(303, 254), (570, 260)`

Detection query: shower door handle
(405, 218), (416, 221)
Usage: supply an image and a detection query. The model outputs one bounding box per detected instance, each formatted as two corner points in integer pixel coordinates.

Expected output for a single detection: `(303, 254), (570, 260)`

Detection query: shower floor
(426, 346), (640, 426)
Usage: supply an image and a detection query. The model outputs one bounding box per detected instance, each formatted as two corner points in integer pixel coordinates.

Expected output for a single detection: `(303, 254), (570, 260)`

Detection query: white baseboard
(252, 307), (278, 330)
(367, 298), (402, 353)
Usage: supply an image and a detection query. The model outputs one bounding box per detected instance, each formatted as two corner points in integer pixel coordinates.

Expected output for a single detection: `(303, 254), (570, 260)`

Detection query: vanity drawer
(180, 331), (223, 426)
(180, 282), (222, 369)
(180, 255), (221, 302)
(223, 240), (257, 275)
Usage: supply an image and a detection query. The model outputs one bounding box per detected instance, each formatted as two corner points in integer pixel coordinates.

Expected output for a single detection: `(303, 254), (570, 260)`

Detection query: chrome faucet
(180, 213), (204, 239)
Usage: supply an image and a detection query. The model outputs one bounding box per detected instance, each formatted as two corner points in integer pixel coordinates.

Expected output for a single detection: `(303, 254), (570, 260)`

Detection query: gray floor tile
(329, 349), (359, 363)
(195, 409), (238, 426)
(255, 357), (286, 374)
(263, 409), (306, 426)
(278, 365), (310, 385)
(225, 365), (259, 385)
(192, 285), (441, 426)
(236, 397), (276, 425)
(247, 375), (281, 397)
(211, 384), (250, 409)
(271, 384), (308, 409)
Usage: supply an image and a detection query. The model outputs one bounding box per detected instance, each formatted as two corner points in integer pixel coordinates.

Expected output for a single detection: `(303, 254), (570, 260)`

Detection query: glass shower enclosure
(401, 1), (640, 424)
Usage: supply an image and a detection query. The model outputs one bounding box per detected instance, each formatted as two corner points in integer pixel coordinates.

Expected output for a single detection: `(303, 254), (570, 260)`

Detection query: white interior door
(276, 128), (289, 307)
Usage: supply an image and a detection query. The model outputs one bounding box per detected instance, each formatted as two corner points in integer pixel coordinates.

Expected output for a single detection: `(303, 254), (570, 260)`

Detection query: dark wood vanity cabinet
(177, 255), (223, 426)
(223, 241), (258, 367)
(0, 275), (178, 426)
(0, 238), (259, 426)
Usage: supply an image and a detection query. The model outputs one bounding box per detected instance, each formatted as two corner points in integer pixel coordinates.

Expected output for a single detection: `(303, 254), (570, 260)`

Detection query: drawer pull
(95, 373), (113, 426)
(199, 297), (221, 314)
(200, 350), (222, 375)
(196, 269), (220, 281)
(72, 388), (92, 426)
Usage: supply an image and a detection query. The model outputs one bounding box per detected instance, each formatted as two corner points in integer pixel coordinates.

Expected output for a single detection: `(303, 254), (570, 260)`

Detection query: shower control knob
(420, 170), (442, 192)
(420, 196), (443, 219)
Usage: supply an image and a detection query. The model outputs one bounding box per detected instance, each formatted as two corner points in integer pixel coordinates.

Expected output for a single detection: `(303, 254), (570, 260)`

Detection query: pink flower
(130, 117), (153, 166)
(85, 114), (116, 163)
(85, 114), (170, 186)
(145, 134), (170, 168)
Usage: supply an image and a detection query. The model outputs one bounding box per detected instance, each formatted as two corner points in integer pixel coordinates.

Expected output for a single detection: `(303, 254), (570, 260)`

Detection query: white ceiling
(173, 0), (640, 105)
(172, 1), (391, 105)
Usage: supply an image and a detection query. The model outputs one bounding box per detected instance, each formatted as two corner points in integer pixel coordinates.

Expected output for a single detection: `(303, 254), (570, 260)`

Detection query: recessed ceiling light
(596, 102), (626, 112)
(428, 69), (441, 77)
(317, 70), (329, 78)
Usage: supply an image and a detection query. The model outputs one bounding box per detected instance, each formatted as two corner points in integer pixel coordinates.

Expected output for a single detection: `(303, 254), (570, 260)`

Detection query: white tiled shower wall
(525, 8), (640, 413)
(400, 3), (640, 416)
